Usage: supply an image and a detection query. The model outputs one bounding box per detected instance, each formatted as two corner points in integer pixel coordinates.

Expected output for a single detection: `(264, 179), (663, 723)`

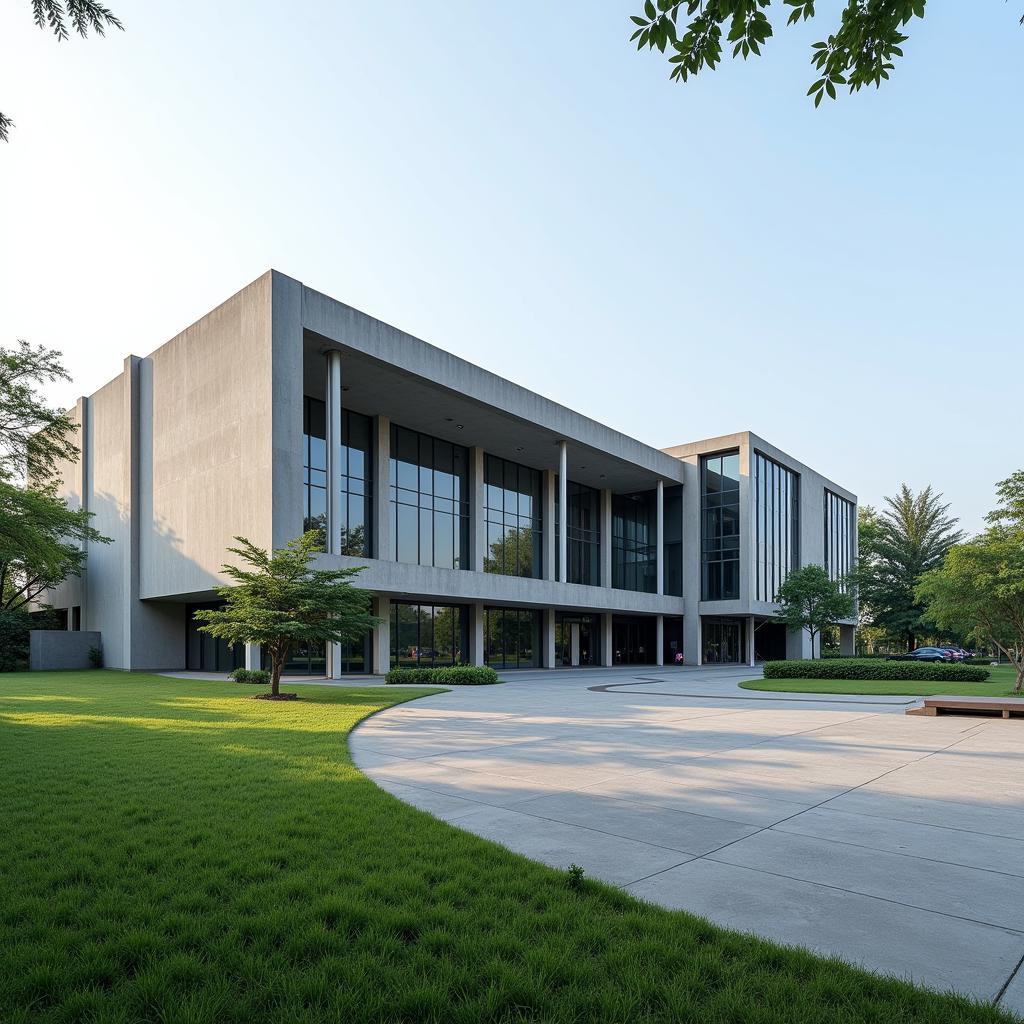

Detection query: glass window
(701, 452), (741, 601)
(390, 603), (467, 668)
(753, 451), (800, 602)
(555, 480), (601, 586)
(389, 425), (470, 569)
(612, 491), (656, 593)
(484, 607), (541, 669)
(484, 455), (543, 578)
(824, 489), (855, 589)
(303, 396), (373, 556)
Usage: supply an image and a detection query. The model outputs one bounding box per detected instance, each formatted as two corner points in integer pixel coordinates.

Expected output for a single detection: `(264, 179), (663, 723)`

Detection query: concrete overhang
(297, 281), (685, 495)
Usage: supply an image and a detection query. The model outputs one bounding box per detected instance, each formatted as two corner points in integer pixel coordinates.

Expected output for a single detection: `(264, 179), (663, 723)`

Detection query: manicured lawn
(0, 672), (1015, 1023)
(742, 664), (1023, 697)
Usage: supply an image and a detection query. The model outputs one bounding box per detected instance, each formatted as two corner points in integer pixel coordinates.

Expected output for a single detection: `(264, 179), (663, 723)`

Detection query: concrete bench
(907, 696), (1024, 719)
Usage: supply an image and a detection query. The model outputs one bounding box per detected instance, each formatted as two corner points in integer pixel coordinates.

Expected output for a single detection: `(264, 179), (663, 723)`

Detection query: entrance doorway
(702, 617), (746, 664)
(555, 613), (596, 667)
(612, 615), (656, 665)
(754, 620), (788, 661)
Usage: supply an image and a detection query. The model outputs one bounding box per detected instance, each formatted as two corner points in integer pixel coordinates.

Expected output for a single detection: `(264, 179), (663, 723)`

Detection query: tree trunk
(271, 653), (282, 697)
(1015, 664), (1023, 695)
(906, 631), (915, 653)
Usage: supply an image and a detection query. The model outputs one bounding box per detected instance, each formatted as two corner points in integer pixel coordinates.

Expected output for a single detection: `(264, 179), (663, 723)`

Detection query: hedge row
(762, 658), (990, 682)
(385, 666), (501, 686)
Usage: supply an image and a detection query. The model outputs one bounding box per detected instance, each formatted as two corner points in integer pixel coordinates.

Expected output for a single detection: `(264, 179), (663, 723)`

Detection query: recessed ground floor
(182, 597), (848, 677)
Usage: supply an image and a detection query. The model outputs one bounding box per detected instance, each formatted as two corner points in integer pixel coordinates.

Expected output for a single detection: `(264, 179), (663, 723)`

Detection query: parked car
(938, 646), (969, 660)
(888, 647), (956, 663)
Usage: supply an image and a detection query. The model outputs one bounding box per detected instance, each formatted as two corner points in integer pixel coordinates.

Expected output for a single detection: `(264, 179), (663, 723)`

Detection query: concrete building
(43, 271), (857, 674)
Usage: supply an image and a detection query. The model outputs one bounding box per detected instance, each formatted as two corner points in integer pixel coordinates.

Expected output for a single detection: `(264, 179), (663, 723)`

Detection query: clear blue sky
(1, 1), (1021, 534)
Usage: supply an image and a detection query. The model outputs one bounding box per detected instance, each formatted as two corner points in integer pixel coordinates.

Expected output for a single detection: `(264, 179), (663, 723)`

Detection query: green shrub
(762, 658), (990, 682)
(87, 645), (104, 669)
(385, 665), (500, 686)
(229, 668), (270, 685)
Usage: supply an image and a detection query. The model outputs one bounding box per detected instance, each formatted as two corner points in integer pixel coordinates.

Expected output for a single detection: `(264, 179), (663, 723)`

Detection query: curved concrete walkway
(351, 665), (1024, 1016)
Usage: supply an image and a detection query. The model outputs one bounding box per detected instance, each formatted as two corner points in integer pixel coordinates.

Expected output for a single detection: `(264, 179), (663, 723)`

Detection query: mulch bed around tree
(251, 693), (300, 701)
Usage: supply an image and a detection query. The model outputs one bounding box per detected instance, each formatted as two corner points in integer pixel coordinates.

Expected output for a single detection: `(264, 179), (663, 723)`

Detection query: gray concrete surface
(351, 665), (1024, 1016)
(28, 630), (102, 670)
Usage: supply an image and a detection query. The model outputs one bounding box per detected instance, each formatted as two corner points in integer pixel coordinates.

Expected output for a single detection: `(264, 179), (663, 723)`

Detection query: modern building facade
(43, 272), (857, 674)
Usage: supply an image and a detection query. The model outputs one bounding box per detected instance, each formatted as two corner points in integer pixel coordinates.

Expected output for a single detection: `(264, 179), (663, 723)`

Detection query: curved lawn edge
(1, 671), (1017, 1024)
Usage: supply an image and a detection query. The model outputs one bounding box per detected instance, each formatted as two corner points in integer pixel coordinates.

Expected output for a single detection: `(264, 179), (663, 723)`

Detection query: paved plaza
(350, 666), (1024, 1015)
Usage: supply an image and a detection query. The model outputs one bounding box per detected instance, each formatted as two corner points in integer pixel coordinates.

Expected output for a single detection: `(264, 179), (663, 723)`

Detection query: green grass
(0, 672), (1015, 1024)
(742, 664), (1023, 697)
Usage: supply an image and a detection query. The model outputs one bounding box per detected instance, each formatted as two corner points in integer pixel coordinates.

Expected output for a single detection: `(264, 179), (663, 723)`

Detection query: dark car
(938, 646), (969, 661)
(889, 647), (955, 663)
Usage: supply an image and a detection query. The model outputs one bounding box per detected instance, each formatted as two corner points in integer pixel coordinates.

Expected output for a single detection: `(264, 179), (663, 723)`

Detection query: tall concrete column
(244, 644), (261, 671)
(325, 351), (345, 680)
(373, 415), (391, 561)
(655, 615), (664, 666)
(747, 616), (756, 667)
(600, 489), (612, 588)
(470, 447), (486, 572)
(656, 479), (665, 596)
(542, 608), (557, 668)
(570, 623), (581, 667)
(469, 601), (485, 667)
(840, 623), (856, 656)
(543, 469), (556, 582)
(601, 611), (613, 667)
(558, 441), (568, 583)
(325, 350), (343, 555)
(372, 596), (391, 675)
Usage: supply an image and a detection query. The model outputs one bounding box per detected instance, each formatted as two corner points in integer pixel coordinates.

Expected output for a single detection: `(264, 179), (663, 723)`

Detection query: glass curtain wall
(391, 603), (467, 668)
(484, 607), (541, 669)
(484, 455), (543, 578)
(302, 396), (373, 556)
(824, 489), (855, 587)
(555, 480), (601, 585)
(701, 452), (741, 600)
(664, 484), (683, 597)
(754, 451), (800, 602)
(390, 425), (469, 570)
(612, 491), (656, 592)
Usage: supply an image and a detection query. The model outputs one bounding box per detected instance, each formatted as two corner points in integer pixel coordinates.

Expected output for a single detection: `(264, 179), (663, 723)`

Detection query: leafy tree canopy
(0, 340), (79, 486)
(631, 1), (1023, 105)
(856, 484), (963, 650)
(775, 563), (854, 658)
(0, 480), (109, 612)
(2, 1), (123, 142)
(917, 528), (1024, 693)
(194, 532), (380, 697)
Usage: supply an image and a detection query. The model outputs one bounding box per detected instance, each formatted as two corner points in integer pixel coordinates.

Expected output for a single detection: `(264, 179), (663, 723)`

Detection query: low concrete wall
(29, 630), (103, 671)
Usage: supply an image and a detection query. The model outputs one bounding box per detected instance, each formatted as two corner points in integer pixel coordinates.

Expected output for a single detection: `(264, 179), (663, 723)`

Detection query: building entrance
(702, 617), (746, 664)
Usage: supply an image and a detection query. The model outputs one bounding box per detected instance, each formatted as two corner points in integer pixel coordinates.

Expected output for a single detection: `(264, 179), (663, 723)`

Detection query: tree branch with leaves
(630, 0), (1023, 105)
(775, 563), (854, 658)
(2, 1), (123, 142)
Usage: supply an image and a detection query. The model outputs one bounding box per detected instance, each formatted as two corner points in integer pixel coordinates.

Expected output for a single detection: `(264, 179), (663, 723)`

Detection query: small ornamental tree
(775, 564), (854, 659)
(194, 532), (380, 698)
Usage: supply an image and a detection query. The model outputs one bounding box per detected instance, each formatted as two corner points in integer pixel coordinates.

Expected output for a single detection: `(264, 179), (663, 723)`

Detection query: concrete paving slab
(708, 828), (1024, 931)
(446, 803), (694, 886)
(624, 857), (1024, 1002)
(353, 666), (1024, 1007)
(510, 789), (759, 854)
(999, 961), (1024, 1018)
(773, 806), (1024, 877)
